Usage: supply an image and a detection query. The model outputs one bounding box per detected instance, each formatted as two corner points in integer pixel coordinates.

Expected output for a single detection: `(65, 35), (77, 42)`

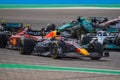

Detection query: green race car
(57, 16), (97, 38)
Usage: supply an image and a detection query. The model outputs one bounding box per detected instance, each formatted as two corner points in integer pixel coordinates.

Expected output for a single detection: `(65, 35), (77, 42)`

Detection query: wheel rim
(51, 44), (58, 58)
(57, 47), (62, 54)
(90, 52), (99, 57)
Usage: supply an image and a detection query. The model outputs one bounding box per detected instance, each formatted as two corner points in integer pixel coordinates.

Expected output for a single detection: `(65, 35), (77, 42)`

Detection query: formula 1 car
(18, 30), (109, 60)
(81, 30), (120, 50)
(0, 19), (23, 33)
(0, 21), (23, 48)
(57, 16), (95, 38)
(3, 22), (56, 49)
(6, 27), (43, 49)
(97, 17), (120, 33)
(88, 16), (108, 24)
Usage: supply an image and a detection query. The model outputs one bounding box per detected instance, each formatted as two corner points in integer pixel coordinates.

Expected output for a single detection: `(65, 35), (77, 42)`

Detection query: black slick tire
(89, 41), (103, 60)
(0, 34), (7, 48)
(18, 38), (35, 55)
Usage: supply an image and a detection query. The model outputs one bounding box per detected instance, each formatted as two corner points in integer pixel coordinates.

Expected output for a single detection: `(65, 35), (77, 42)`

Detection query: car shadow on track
(37, 55), (110, 62)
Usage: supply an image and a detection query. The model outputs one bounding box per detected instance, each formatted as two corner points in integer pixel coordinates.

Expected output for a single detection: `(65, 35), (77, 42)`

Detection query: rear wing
(4, 23), (23, 32)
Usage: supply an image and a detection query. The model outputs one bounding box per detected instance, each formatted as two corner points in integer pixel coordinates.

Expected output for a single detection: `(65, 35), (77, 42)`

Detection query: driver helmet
(56, 29), (61, 36)
(47, 23), (50, 27)
(102, 17), (108, 22)
(70, 20), (77, 25)
(70, 20), (74, 23)
(25, 24), (32, 29)
(25, 24), (31, 27)
(0, 25), (4, 31)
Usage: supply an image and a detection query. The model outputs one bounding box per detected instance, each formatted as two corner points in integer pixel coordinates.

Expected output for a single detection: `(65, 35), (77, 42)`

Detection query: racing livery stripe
(0, 63), (120, 75)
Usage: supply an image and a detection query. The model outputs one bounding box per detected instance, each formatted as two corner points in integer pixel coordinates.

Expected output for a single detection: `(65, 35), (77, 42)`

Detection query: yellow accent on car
(12, 39), (17, 46)
(77, 48), (90, 56)
(25, 24), (31, 27)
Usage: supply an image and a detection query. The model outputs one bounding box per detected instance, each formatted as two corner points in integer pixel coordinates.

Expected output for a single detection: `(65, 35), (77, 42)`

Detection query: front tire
(50, 42), (64, 59)
(88, 41), (103, 60)
(0, 34), (7, 48)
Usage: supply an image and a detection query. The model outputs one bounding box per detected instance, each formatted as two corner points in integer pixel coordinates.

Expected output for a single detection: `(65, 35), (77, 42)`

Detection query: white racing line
(2, 7), (120, 9)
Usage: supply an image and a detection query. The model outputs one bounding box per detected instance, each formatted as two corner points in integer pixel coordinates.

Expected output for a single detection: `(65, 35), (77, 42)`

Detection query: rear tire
(18, 38), (35, 55)
(81, 34), (91, 45)
(114, 36), (120, 46)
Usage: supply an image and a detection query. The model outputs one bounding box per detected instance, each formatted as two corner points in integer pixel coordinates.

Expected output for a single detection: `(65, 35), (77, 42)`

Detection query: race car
(0, 20), (23, 33)
(97, 17), (120, 33)
(18, 30), (109, 60)
(81, 30), (120, 50)
(0, 20), (24, 48)
(57, 16), (95, 38)
(88, 16), (108, 24)
(6, 26), (43, 49)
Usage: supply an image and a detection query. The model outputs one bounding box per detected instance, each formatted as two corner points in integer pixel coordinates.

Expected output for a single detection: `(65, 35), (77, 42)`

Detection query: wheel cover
(57, 47), (62, 54)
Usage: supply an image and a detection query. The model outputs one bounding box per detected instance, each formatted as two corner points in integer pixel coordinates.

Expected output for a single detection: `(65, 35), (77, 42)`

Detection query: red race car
(7, 27), (44, 49)
(7, 25), (58, 49)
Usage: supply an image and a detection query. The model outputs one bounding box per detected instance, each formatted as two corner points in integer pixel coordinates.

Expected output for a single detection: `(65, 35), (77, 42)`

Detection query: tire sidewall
(89, 41), (103, 60)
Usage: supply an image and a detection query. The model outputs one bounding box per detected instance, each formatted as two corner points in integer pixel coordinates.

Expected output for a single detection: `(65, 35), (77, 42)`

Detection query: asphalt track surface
(0, 9), (120, 80)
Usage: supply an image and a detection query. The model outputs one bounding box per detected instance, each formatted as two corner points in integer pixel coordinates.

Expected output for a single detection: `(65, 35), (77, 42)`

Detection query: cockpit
(27, 30), (41, 36)
(97, 31), (109, 36)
